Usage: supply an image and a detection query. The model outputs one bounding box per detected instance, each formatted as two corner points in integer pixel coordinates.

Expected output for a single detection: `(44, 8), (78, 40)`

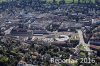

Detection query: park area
(47, 0), (95, 3)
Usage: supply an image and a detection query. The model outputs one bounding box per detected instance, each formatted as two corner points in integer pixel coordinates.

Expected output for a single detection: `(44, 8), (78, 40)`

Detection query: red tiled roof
(90, 45), (100, 50)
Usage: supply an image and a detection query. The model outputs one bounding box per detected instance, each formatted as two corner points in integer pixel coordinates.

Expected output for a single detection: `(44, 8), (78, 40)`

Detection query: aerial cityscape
(0, 0), (100, 66)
